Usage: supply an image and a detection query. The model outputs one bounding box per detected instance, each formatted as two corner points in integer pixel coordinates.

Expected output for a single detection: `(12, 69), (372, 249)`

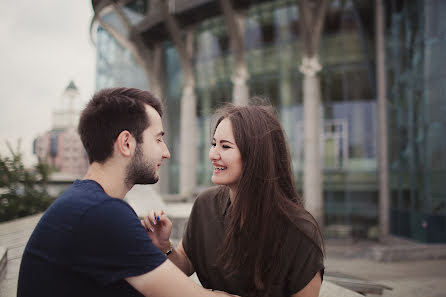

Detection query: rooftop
(65, 80), (78, 92)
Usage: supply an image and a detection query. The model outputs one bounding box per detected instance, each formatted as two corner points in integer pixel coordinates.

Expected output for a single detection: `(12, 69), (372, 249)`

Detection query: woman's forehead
(214, 118), (234, 136)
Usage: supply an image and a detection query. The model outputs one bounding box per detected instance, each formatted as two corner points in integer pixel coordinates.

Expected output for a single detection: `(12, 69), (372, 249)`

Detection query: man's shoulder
(41, 181), (133, 230)
(62, 179), (108, 198)
(54, 180), (107, 206)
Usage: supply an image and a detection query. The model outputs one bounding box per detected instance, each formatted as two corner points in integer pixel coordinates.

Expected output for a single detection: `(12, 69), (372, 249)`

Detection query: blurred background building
(88, 0), (446, 243)
(33, 81), (88, 177)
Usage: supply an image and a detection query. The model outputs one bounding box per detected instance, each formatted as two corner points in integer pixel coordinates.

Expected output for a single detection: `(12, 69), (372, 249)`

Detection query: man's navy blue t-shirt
(17, 179), (166, 297)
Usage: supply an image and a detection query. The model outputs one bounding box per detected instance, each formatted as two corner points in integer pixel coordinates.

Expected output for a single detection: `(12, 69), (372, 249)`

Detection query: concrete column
(376, 0), (390, 239)
(179, 83), (197, 196)
(232, 59), (249, 106)
(298, 0), (329, 229)
(147, 44), (170, 194)
(232, 13), (249, 106)
(300, 56), (324, 227)
(200, 86), (213, 183)
(178, 32), (197, 197)
(219, 1), (249, 105)
(279, 43), (294, 144)
(160, 0), (198, 197)
(147, 44), (163, 99)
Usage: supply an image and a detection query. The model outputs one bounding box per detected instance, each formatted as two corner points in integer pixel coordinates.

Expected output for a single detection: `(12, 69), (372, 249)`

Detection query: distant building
(33, 81), (88, 177)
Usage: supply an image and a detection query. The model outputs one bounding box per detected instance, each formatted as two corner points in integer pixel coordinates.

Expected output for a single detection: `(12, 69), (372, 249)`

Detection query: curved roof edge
(91, 0), (271, 45)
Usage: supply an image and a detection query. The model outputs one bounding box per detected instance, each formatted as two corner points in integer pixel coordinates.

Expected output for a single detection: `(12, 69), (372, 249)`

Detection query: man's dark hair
(78, 87), (163, 164)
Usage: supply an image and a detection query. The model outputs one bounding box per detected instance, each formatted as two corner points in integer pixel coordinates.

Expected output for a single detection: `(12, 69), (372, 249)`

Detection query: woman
(145, 101), (324, 297)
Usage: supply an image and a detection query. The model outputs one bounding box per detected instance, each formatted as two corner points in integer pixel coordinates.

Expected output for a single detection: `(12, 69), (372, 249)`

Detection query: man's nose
(162, 143), (171, 159)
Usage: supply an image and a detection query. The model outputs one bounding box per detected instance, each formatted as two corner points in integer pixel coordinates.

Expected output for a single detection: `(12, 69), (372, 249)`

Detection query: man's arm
(126, 260), (233, 297)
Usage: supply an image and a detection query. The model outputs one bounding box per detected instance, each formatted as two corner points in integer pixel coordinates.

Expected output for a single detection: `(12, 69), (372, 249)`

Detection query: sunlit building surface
(90, 0), (446, 242)
(33, 81), (88, 177)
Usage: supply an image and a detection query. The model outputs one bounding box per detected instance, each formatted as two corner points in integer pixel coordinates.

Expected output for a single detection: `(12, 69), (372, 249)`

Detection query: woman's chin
(211, 176), (222, 185)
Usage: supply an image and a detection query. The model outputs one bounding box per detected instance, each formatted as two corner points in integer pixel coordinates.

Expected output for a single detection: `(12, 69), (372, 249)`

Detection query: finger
(143, 216), (155, 232)
(147, 210), (157, 225)
(157, 213), (172, 226)
(141, 218), (150, 232)
(153, 209), (164, 222)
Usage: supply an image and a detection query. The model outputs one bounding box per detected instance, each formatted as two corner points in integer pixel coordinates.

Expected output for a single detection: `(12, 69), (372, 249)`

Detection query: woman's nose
(209, 147), (220, 161)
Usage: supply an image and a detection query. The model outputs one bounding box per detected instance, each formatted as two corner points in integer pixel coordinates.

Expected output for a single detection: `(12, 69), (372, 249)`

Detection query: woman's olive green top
(182, 186), (324, 297)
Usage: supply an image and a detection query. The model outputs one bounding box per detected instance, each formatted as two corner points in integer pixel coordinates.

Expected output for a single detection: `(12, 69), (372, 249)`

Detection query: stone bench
(0, 198), (364, 297)
(0, 247), (7, 280)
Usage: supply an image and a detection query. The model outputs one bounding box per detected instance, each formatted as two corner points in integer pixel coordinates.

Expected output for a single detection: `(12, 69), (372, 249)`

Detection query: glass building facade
(92, 0), (446, 242)
(386, 0), (446, 242)
(96, 26), (148, 90)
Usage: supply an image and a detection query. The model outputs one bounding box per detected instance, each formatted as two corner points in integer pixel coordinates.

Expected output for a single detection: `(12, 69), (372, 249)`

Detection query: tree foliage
(0, 141), (53, 222)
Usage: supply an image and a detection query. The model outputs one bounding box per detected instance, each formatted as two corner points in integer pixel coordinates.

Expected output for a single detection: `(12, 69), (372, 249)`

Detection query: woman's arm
(141, 211), (195, 276)
(167, 240), (195, 276)
(291, 271), (322, 297)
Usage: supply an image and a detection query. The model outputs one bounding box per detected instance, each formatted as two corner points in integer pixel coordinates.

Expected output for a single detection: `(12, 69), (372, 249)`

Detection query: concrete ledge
(162, 194), (194, 203)
(326, 237), (446, 262)
(165, 202), (193, 240)
(370, 244), (446, 262)
(325, 275), (392, 295)
(320, 281), (363, 297)
(0, 247), (7, 280)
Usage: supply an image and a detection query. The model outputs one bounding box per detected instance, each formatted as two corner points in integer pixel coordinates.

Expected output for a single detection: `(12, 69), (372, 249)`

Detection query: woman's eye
(211, 142), (216, 147)
(222, 145), (231, 149)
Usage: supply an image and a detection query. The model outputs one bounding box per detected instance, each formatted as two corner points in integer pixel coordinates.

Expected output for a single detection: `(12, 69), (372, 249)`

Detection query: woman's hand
(141, 209), (172, 253)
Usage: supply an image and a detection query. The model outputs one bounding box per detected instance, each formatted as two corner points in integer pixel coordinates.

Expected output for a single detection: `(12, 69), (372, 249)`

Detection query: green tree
(0, 141), (53, 222)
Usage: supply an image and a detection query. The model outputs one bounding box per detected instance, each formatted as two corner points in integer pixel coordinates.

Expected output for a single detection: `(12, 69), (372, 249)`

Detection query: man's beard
(125, 144), (158, 187)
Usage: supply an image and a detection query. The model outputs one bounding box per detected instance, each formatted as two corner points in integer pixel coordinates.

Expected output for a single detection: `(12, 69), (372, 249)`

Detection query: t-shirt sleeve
(72, 199), (166, 285)
(287, 233), (324, 295)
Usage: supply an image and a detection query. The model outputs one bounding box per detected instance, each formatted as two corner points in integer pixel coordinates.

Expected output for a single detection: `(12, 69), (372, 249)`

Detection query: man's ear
(115, 130), (135, 158)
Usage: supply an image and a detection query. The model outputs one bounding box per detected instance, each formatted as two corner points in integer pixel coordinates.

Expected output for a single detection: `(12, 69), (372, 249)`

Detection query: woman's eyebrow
(212, 138), (234, 145)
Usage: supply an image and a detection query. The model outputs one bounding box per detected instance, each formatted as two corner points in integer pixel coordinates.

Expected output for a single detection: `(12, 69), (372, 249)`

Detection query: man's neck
(82, 162), (131, 199)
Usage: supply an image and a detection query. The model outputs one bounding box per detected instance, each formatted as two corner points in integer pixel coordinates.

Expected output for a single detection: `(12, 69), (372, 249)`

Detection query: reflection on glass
(95, 26), (147, 90)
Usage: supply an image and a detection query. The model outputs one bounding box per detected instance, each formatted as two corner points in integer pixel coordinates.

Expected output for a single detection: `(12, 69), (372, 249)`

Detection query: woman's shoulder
(193, 186), (228, 208)
(285, 209), (324, 253)
(196, 186), (228, 201)
(196, 185), (223, 198)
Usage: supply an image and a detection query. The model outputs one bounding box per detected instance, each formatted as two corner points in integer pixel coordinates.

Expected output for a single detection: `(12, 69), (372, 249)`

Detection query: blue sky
(0, 1), (96, 166)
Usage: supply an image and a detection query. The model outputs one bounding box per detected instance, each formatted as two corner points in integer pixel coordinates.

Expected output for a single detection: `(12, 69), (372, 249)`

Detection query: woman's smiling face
(209, 118), (243, 192)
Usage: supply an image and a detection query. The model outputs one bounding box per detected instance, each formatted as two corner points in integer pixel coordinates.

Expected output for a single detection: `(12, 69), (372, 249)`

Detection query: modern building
(33, 81), (89, 177)
(89, 0), (446, 243)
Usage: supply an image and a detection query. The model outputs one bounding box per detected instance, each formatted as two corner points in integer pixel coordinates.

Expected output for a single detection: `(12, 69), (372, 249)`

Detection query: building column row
(160, 1), (249, 197)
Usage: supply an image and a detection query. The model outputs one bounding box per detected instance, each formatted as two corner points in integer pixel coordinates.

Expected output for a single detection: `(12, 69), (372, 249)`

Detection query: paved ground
(325, 256), (446, 297)
(324, 239), (446, 297)
(1, 204), (446, 297)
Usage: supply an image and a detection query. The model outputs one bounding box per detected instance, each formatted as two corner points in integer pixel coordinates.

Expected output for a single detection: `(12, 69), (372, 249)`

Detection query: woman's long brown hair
(213, 100), (325, 297)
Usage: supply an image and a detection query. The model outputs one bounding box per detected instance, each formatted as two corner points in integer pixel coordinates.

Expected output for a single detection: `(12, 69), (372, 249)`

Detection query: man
(17, 88), (234, 297)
